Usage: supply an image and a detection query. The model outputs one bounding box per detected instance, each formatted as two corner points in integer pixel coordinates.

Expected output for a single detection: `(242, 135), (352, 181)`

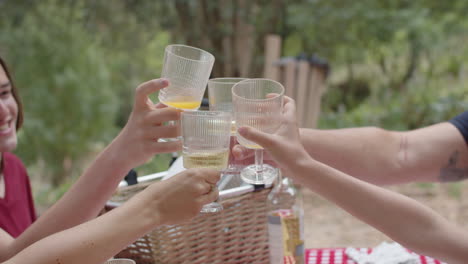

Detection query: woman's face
(0, 65), (18, 152)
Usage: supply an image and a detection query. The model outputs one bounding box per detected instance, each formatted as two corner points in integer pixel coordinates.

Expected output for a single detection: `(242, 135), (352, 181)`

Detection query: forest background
(1, 0), (468, 247)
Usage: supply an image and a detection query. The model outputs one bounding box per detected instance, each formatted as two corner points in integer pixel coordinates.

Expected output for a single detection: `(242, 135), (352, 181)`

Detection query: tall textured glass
(158, 44), (215, 141)
(181, 111), (232, 212)
(232, 78), (284, 185)
(208, 78), (247, 113)
(208, 78), (247, 174)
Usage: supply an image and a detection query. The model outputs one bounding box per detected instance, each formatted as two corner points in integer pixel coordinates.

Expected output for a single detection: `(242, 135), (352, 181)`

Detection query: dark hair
(0, 56), (23, 130)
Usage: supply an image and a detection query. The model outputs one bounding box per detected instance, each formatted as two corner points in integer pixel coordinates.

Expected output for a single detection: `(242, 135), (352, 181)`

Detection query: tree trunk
(167, 0), (288, 78)
(398, 33), (420, 90)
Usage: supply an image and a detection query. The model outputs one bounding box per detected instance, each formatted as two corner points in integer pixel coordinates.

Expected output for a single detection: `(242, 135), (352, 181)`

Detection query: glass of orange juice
(158, 45), (215, 141)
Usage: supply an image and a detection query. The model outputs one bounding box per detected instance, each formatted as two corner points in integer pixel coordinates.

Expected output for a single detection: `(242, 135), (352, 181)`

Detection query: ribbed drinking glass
(158, 44), (215, 141)
(232, 78), (284, 185)
(181, 111), (232, 212)
(208, 78), (247, 174)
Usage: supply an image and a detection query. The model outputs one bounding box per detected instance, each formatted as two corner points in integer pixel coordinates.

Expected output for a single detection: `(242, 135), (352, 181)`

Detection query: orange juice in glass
(158, 45), (215, 141)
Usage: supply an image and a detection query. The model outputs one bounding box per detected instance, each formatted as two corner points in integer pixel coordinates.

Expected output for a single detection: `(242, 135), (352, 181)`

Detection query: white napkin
(345, 242), (420, 264)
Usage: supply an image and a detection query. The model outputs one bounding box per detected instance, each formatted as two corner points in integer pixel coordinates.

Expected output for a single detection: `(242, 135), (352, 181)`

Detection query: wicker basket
(105, 174), (295, 264)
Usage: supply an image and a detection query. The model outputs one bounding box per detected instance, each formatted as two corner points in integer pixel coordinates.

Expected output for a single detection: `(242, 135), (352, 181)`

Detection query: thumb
(134, 78), (169, 110)
(238, 126), (277, 150)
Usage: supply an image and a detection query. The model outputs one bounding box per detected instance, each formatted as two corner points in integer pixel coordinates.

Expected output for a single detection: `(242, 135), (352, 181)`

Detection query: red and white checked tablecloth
(305, 248), (446, 264)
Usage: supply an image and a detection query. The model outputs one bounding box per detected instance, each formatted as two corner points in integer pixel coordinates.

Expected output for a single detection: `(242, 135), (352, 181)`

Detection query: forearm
(9, 139), (133, 259)
(300, 123), (468, 185)
(4, 189), (157, 264)
(292, 159), (468, 263)
(300, 127), (404, 185)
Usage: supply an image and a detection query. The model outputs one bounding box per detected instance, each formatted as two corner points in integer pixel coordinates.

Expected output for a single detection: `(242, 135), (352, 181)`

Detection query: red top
(0, 152), (36, 237)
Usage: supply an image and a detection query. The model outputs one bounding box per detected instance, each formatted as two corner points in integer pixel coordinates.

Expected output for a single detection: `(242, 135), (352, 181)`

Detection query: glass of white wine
(208, 78), (247, 174)
(158, 44), (215, 141)
(232, 78), (284, 185)
(181, 111), (232, 213)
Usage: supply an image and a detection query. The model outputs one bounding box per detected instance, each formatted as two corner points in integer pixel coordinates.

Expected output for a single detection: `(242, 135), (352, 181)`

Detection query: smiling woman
(0, 57), (35, 238)
(0, 56), (221, 264)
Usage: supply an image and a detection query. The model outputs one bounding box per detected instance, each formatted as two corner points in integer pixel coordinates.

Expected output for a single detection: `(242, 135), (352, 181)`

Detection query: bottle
(267, 169), (304, 264)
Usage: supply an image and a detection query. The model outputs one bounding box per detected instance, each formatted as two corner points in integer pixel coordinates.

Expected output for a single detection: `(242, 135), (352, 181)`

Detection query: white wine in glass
(181, 111), (232, 213)
(183, 150), (230, 170)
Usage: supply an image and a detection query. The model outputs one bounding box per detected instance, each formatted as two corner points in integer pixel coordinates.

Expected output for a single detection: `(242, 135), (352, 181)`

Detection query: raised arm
(237, 97), (468, 264)
(3, 168), (220, 264)
(0, 79), (182, 261)
(299, 121), (468, 185)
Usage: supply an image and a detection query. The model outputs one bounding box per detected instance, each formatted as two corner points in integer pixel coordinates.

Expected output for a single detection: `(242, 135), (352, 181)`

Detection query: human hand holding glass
(158, 44), (215, 141)
(232, 78), (284, 185)
(181, 111), (232, 213)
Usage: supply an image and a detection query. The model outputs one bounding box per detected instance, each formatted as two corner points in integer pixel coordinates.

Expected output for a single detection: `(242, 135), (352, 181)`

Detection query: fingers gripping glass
(232, 79), (284, 185)
(181, 111), (232, 213)
(158, 44), (215, 141)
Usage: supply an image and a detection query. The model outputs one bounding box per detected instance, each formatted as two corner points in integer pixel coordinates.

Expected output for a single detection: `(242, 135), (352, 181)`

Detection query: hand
(145, 168), (221, 225)
(112, 79), (182, 168)
(231, 93), (281, 167)
(236, 96), (311, 175)
(231, 143), (276, 167)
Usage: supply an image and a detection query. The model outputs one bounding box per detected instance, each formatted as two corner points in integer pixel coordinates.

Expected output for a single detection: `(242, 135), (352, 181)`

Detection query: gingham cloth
(284, 256), (296, 264)
(305, 248), (446, 264)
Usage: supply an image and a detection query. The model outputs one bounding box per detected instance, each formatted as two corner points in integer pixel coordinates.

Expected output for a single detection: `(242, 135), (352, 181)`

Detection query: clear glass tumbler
(208, 78), (247, 174)
(181, 111), (232, 213)
(158, 44), (215, 141)
(232, 78), (284, 185)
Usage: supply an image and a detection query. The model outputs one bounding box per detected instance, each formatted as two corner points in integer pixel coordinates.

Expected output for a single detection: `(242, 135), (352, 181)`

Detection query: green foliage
(136, 153), (173, 177)
(79, 0), (169, 126)
(447, 183), (463, 200)
(0, 0), (171, 189)
(1, 1), (119, 185)
(151, 0), (302, 77)
(321, 21), (468, 130)
(285, 0), (468, 130)
(2, 0), (468, 205)
(416, 183), (435, 190)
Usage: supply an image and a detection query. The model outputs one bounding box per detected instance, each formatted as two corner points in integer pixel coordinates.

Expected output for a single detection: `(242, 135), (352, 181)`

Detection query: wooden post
(295, 60), (309, 127)
(305, 66), (327, 128)
(284, 59), (297, 99)
(263, 34), (281, 81)
(235, 22), (255, 77)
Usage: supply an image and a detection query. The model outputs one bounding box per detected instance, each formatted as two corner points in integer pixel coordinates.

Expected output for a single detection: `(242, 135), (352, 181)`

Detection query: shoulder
(3, 152), (28, 174)
(449, 111), (468, 144)
(3, 152), (26, 166)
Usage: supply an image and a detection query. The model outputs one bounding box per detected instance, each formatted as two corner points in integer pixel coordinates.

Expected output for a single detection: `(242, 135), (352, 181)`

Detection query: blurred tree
(288, 0), (468, 111)
(0, 0), (119, 186)
(0, 0), (174, 187)
(2, 0), (468, 188)
(79, 0), (169, 127)
(153, 0), (302, 77)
